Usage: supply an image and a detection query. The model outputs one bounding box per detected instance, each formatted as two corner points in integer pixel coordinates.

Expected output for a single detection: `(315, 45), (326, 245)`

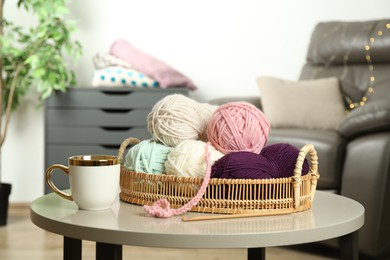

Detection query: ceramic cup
(45, 155), (120, 210)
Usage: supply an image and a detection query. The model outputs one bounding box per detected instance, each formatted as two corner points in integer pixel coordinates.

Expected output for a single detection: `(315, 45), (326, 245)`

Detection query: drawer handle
(101, 109), (132, 113)
(101, 90), (133, 95)
(101, 127), (132, 131)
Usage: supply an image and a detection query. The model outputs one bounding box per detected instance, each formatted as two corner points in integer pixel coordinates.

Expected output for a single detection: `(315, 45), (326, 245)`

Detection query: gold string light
(346, 22), (389, 110)
(311, 21), (390, 111)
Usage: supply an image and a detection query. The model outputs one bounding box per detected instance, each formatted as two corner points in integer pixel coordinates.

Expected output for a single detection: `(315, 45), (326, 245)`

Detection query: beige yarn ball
(165, 140), (224, 178)
(147, 94), (216, 147)
(198, 102), (218, 141)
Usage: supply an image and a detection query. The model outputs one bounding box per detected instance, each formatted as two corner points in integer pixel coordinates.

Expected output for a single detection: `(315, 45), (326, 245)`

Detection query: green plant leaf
(24, 54), (39, 67)
(32, 68), (45, 78)
(40, 87), (53, 100)
(1, 0), (83, 116)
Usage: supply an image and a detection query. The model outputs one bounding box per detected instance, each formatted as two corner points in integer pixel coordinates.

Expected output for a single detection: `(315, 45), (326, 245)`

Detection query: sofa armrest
(208, 96), (263, 110)
(338, 99), (390, 138)
(340, 132), (390, 256)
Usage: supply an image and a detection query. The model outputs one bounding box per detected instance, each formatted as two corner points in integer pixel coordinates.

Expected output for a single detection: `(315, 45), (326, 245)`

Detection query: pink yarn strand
(143, 143), (212, 218)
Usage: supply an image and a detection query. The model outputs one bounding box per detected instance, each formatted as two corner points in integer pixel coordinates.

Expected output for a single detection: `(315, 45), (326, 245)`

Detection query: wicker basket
(118, 137), (320, 215)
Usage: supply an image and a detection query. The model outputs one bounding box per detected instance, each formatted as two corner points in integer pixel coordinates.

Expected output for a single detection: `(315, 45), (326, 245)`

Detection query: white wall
(3, 0), (390, 202)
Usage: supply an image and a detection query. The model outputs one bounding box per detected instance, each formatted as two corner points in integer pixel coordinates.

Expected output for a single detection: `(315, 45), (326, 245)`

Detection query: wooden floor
(0, 204), (339, 260)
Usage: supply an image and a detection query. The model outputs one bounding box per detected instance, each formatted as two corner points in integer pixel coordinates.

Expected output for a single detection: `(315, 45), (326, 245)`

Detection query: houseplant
(0, 0), (82, 225)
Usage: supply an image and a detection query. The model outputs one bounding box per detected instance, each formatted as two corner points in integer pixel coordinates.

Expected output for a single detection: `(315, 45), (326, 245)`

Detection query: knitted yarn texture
(165, 140), (224, 178)
(124, 139), (171, 174)
(211, 151), (278, 179)
(260, 143), (310, 177)
(207, 101), (270, 154)
(147, 94), (216, 147)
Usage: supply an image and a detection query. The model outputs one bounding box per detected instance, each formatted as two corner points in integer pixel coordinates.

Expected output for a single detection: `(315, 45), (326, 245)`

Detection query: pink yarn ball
(207, 101), (270, 154)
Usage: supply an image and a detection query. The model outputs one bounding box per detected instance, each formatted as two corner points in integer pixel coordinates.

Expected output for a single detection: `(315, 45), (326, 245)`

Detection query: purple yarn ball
(260, 143), (310, 178)
(211, 151), (279, 179)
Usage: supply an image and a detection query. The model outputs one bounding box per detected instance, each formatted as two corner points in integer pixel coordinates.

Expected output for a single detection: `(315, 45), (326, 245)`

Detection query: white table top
(30, 191), (364, 249)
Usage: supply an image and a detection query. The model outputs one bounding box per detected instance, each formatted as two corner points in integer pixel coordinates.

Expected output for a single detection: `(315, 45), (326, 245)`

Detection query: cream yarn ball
(198, 102), (218, 141)
(165, 140), (224, 178)
(147, 94), (217, 147)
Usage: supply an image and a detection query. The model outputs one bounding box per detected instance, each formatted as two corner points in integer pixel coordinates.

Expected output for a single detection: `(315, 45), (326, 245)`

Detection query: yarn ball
(124, 139), (172, 174)
(260, 143), (310, 178)
(197, 102), (219, 141)
(147, 94), (215, 147)
(165, 140), (224, 178)
(211, 151), (278, 179)
(207, 101), (270, 154)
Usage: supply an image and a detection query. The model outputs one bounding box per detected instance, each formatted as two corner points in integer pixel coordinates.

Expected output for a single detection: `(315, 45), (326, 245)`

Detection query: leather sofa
(209, 20), (390, 258)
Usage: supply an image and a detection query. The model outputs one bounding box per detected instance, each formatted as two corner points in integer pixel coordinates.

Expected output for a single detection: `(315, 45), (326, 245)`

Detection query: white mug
(46, 155), (120, 210)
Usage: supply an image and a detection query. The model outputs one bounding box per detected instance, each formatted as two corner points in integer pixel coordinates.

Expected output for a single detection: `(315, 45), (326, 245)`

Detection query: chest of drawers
(44, 87), (189, 193)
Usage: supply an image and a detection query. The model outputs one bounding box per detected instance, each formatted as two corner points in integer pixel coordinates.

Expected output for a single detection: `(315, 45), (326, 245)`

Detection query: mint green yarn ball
(124, 139), (172, 174)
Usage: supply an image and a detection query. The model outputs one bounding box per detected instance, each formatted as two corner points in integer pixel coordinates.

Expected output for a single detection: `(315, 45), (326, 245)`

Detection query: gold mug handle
(45, 164), (73, 201)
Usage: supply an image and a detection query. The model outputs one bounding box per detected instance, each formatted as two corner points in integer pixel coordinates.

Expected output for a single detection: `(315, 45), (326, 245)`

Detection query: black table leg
(96, 242), (122, 260)
(248, 247), (266, 260)
(340, 231), (359, 260)
(64, 236), (82, 260)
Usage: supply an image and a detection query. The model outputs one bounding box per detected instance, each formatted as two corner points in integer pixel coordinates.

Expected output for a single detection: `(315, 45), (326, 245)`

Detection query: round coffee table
(30, 190), (364, 260)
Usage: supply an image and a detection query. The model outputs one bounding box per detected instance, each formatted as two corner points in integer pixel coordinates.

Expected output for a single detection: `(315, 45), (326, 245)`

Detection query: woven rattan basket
(118, 137), (320, 215)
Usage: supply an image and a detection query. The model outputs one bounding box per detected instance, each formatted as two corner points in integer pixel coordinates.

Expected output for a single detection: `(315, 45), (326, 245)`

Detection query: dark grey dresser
(44, 87), (189, 193)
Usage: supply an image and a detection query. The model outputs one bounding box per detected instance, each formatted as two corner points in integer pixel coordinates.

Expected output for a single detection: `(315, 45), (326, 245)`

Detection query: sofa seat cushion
(268, 128), (346, 190)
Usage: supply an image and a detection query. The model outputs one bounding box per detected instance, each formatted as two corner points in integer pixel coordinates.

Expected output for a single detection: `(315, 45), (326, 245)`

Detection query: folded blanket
(93, 52), (132, 69)
(110, 39), (197, 90)
(92, 66), (159, 88)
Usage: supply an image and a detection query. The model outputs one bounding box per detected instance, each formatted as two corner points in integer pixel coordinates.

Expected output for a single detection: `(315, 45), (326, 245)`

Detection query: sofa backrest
(299, 20), (390, 110)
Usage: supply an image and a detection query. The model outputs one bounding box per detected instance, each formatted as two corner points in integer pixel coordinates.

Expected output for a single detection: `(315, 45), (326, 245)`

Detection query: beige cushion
(257, 76), (346, 130)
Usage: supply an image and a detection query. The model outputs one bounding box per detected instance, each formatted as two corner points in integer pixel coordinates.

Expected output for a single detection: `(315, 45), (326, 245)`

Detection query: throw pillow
(110, 39), (197, 90)
(92, 66), (159, 88)
(257, 76), (346, 130)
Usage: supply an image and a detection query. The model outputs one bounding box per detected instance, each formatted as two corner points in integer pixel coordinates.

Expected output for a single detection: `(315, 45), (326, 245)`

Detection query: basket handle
(117, 137), (141, 164)
(292, 144), (319, 208)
